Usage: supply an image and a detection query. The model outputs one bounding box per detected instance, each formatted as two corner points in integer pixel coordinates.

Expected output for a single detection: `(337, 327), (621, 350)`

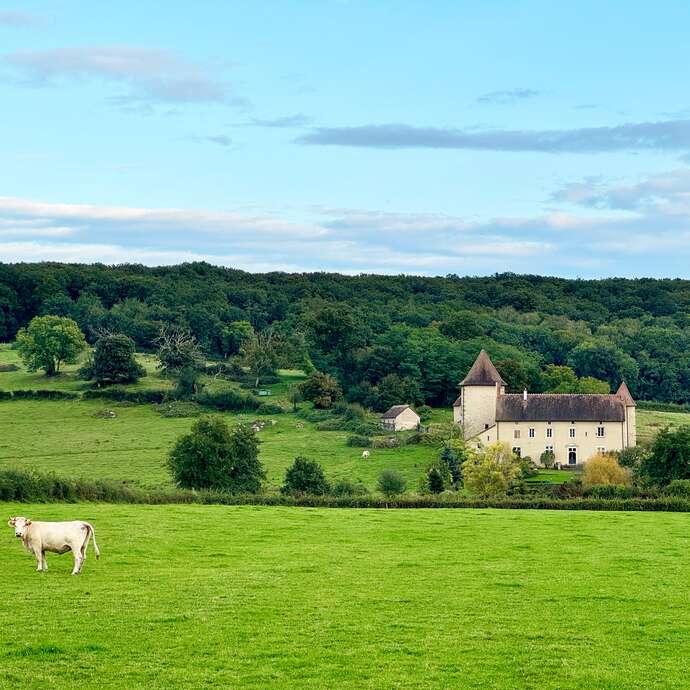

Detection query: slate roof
(496, 394), (626, 422)
(381, 405), (417, 420)
(460, 349), (506, 387)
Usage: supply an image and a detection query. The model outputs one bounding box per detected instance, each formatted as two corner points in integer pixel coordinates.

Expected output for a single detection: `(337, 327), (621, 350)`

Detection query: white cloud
(2, 46), (244, 107)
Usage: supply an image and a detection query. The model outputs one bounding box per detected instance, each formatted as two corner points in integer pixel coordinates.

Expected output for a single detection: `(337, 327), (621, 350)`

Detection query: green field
(1, 504), (689, 689)
(0, 399), (443, 491)
(2, 341), (689, 492)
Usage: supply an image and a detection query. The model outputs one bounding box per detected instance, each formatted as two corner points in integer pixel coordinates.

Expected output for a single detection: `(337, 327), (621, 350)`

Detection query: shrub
(83, 388), (167, 404)
(427, 467), (446, 494)
(0, 363), (19, 372)
(539, 450), (556, 469)
(346, 434), (372, 447)
(256, 402), (285, 415)
(377, 469), (407, 497)
(664, 479), (690, 497)
(281, 457), (330, 495)
(519, 457), (539, 479)
(582, 453), (631, 489)
(330, 479), (369, 497)
(372, 436), (400, 449)
(156, 401), (202, 418)
(10, 389), (79, 400)
(462, 442), (522, 497)
(618, 445), (649, 474)
(168, 416), (264, 493)
(300, 371), (342, 409)
(642, 426), (690, 485)
(196, 389), (260, 412)
(440, 445), (463, 486)
(587, 484), (636, 499)
(417, 404), (433, 422)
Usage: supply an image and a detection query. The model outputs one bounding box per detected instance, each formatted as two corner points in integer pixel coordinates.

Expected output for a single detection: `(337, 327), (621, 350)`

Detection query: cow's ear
(25, 519), (31, 525)
(8, 518), (14, 526)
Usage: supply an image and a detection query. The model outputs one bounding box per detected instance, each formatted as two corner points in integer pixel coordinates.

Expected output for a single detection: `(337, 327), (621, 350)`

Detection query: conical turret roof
(615, 381), (635, 406)
(461, 349), (506, 386)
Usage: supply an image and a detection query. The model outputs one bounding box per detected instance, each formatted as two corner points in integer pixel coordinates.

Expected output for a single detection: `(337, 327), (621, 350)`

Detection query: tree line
(4, 261), (690, 404)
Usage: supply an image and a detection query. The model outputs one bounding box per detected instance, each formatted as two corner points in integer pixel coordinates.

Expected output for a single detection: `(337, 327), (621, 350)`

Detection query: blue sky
(3, 1), (690, 277)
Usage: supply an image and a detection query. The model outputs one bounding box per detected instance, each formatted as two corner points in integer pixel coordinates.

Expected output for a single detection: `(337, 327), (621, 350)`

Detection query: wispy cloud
(191, 134), (232, 148)
(244, 114), (311, 128)
(2, 46), (244, 107)
(0, 11), (41, 26)
(7, 184), (690, 276)
(296, 119), (690, 153)
(477, 88), (541, 105)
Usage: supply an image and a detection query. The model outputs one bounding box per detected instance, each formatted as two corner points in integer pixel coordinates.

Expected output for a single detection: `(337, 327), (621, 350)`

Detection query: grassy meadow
(2, 342), (689, 492)
(1, 504), (690, 689)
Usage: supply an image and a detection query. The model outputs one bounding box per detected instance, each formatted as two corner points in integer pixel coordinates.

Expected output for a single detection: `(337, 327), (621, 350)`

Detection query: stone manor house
(453, 350), (636, 466)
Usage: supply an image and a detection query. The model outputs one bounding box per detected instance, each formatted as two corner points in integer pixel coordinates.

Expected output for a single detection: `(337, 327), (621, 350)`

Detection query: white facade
(454, 351), (636, 467)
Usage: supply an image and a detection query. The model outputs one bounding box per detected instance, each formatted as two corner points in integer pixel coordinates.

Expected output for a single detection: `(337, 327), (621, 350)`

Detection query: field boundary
(1, 469), (690, 511)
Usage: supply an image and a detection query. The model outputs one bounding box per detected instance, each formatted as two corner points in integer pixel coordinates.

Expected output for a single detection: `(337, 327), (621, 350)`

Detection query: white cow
(8, 517), (100, 575)
(361, 450), (370, 459)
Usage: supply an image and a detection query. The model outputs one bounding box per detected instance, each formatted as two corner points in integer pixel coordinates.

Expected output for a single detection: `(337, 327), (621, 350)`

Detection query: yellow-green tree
(582, 453), (631, 488)
(462, 442), (521, 497)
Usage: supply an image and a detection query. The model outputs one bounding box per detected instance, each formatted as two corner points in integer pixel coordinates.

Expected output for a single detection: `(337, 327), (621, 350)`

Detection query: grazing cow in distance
(361, 450), (370, 459)
(8, 517), (100, 575)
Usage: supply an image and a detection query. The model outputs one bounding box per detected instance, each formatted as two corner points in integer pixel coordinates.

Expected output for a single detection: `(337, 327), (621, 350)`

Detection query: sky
(3, 1), (690, 278)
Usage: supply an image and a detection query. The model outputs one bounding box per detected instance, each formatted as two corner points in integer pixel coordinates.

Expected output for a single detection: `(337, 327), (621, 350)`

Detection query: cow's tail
(85, 522), (100, 559)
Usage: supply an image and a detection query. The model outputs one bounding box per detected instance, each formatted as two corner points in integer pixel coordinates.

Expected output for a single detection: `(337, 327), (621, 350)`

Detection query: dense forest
(2, 262), (690, 406)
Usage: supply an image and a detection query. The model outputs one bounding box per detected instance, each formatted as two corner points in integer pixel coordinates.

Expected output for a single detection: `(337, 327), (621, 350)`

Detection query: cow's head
(8, 517), (31, 538)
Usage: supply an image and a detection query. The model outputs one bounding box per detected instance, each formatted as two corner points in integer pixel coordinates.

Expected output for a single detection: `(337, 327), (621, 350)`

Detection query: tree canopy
(4, 262), (690, 404)
(16, 315), (87, 376)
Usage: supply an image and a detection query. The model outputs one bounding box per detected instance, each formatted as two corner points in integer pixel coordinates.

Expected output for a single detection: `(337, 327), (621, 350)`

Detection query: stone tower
(616, 381), (637, 448)
(455, 350), (505, 440)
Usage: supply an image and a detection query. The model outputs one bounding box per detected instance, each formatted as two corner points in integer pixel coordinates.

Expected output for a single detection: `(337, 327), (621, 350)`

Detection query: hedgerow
(2, 469), (690, 511)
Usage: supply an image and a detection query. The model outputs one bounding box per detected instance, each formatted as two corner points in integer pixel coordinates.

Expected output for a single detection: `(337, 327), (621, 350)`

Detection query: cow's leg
(41, 551), (48, 572)
(71, 551), (83, 575)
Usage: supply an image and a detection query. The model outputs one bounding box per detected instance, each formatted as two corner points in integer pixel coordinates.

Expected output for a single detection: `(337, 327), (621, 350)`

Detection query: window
(513, 429), (521, 440)
(545, 445), (553, 453)
(546, 428), (553, 438)
(568, 447), (577, 465)
(528, 428), (535, 438)
(569, 428), (576, 438)
(597, 446), (606, 454)
(512, 447), (521, 457)
(484, 423), (489, 430)
(596, 426), (605, 437)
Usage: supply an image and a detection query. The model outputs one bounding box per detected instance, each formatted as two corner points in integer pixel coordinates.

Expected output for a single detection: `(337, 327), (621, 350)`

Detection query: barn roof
(381, 405), (416, 419)
(496, 394), (626, 422)
(460, 350), (506, 387)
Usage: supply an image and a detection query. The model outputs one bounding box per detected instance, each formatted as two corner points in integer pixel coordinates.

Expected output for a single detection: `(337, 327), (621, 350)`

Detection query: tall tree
(16, 315), (86, 376)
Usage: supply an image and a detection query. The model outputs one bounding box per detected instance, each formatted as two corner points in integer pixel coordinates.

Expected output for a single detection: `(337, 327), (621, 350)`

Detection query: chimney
(523, 389), (528, 402)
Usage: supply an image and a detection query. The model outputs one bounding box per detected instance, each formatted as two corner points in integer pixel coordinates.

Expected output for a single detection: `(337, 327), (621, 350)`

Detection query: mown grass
(1, 504), (689, 689)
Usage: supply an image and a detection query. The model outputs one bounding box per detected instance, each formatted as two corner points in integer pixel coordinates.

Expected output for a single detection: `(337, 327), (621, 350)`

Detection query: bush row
(0, 389), (80, 401)
(82, 388), (167, 404)
(3, 469), (690, 511)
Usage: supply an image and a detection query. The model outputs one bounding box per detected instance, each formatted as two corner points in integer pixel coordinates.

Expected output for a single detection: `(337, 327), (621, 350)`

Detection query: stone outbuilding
(381, 405), (421, 432)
